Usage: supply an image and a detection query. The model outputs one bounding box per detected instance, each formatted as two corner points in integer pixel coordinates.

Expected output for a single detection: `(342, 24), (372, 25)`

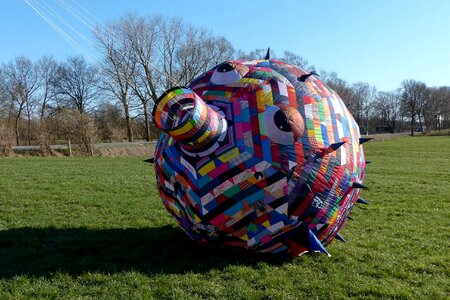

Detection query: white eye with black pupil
(218, 63), (234, 72)
(211, 63), (241, 85)
(262, 106), (294, 145)
(274, 109), (292, 132)
(210, 61), (249, 85)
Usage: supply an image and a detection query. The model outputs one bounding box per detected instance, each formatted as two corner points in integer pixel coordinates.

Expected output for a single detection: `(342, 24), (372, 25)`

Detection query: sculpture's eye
(217, 63), (234, 72)
(211, 61), (249, 85)
(262, 106), (294, 145)
(262, 105), (305, 145)
(274, 109), (292, 132)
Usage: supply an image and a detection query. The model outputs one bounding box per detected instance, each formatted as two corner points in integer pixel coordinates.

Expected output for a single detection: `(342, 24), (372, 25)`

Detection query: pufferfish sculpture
(151, 57), (370, 256)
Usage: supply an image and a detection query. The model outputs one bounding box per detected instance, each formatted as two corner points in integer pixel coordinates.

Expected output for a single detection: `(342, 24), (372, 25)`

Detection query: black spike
(265, 47), (270, 60)
(352, 182), (368, 189)
(297, 73), (313, 82)
(298, 70), (320, 82)
(335, 233), (347, 243)
(359, 137), (373, 144)
(357, 197), (369, 204)
(347, 215), (354, 220)
(144, 158), (155, 163)
(330, 141), (346, 151)
(365, 160), (372, 164)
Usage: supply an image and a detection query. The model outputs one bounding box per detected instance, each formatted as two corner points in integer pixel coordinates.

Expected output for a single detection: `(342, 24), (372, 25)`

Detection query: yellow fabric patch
(218, 147), (240, 163)
(169, 120), (194, 136)
(264, 92), (273, 105)
(238, 78), (262, 84)
(196, 129), (212, 144)
(256, 89), (265, 112)
(198, 160), (216, 176)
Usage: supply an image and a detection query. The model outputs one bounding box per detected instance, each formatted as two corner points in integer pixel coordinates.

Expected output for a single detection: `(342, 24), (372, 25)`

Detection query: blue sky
(1, 0), (449, 92)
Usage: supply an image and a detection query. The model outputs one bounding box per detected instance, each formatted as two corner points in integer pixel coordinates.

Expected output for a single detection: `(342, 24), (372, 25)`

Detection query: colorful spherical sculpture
(152, 59), (368, 256)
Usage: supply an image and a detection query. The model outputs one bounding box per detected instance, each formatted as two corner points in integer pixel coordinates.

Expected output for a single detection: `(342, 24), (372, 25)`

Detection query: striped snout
(153, 86), (227, 151)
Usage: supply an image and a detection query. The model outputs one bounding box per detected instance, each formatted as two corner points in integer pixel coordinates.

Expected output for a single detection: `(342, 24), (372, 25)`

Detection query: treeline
(1, 14), (449, 156)
(321, 73), (450, 136)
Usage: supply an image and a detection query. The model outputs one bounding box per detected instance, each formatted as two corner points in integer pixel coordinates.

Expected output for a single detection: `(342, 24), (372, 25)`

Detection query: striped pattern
(153, 87), (226, 152)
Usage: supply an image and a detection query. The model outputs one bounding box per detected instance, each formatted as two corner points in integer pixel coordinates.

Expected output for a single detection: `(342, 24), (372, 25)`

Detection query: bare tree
(171, 23), (234, 85)
(0, 67), (9, 119)
(0, 67), (14, 155)
(95, 14), (160, 142)
(3, 56), (40, 145)
(437, 86), (450, 130)
(348, 82), (376, 134)
(123, 14), (160, 142)
(94, 102), (126, 142)
(95, 19), (137, 142)
(55, 108), (97, 156)
(36, 55), (59, 155)
(208, 37), (235, 67)
(424, 86), (450, 131)
(236, 48), (269, 60)
(48, 56), (100, 153)
(281, 50), (312, 70)
(321, 71), (354, 102)
(401, 80), (427, 136)
(36, 56), (58, 120)
(372, 90), (401, 132)
(54, 56), (99, 114)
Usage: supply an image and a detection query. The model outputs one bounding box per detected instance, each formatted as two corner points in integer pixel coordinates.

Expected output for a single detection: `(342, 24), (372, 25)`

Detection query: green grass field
(0, 136), (449, 299)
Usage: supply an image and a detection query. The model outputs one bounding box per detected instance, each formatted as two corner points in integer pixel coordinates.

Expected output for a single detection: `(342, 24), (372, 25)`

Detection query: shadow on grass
(0, 226), (290, 278)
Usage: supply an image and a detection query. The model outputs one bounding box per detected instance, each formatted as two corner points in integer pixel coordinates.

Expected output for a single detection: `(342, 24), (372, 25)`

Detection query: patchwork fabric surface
(152, 59), (367, 256)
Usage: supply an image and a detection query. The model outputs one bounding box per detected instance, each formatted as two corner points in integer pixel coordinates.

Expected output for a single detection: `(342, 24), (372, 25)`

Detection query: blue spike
(265, 47), (270, 60)
(365, 160), (372, 164)
(347, 215), (354, 220)
(335, 233), (347, 243)
(359, 137), (373, 144)
(352, 182), (368, 189)
(330, 141), (346, 151)
(308, 229), (330, 256)
(144, 158), (155, 163)
(357, 197), (369, 204)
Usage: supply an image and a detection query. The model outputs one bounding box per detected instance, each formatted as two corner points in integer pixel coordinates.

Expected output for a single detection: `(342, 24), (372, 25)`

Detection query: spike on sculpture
(265, 47), (271, 60)
(357, 197), (369, 204)
(335, 233), (348, 243)
(359, 137), (373, 144)
(353, 182), (368, 190)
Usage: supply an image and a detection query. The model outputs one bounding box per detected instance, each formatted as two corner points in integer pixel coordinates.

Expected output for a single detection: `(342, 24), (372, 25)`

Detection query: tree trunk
(27, 116), (32, 146)
(143, 101), (150, 142)
(124, 103), (133, 142)
(418, 114), (424, 133)
(15, 117), (20, 146)
(391, 116), (397, 133)
(410, 114), (415, 136)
